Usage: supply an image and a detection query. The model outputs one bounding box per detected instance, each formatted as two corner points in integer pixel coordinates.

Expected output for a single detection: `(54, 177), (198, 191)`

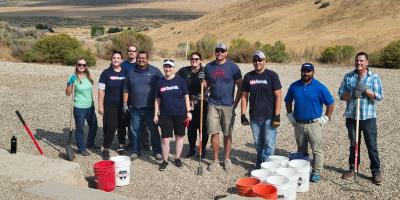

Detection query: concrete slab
(25, 181), (131, 200)
(220, 194), (263, 200)
(0, 149), (87, 187)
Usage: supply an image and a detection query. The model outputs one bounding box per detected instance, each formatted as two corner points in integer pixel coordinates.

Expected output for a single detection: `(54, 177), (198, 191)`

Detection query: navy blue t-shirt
(156, 76), (188, 116)
(205, 60), (242, 106)
(123, 64), (163, 107)
(284, 79), (334, 121)
(121, 60), (135, 72)
(99, 66), (126, 105)
(242, 69), (282, 120)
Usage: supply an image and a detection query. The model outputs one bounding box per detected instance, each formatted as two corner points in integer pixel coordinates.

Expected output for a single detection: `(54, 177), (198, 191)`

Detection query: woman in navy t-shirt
(154, 59), (192, 171)
(98, 50), (127, 160)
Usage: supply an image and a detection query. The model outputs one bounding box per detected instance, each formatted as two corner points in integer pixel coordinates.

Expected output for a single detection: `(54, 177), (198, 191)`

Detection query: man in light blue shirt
(338, 52), (383, 185)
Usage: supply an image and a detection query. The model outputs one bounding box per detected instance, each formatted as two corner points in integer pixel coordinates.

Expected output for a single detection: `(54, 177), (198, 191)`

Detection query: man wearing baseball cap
(204, 42), (243, 172)
(284, 63), (334, 182)
(241, 51), (282, 169)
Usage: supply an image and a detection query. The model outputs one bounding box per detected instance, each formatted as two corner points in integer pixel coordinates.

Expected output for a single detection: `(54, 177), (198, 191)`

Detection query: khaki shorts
(207, 104), (235, 136)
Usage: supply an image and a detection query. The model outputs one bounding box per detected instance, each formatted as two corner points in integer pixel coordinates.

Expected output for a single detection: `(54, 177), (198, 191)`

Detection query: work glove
(271, 114), (280, 128)
(122, 102), (129, 115)
(241, 114), (250, 125)
(198, 70), (205, 80)
(67, 74), (77, 85)
(317, 115), (330, 126)
(354, 82), (368, 98)
(184, 117), (191, 128)
(286, 113), (296, 126)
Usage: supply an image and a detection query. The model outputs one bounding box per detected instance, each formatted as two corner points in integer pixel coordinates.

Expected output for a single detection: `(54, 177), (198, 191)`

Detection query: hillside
(147, 0), (400, 53)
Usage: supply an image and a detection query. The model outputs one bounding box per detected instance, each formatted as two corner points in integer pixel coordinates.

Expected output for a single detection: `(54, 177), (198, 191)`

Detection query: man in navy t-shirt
(284, 63), (334, 183)
(122, 50), (163, 160)
(205, 43), (243, 172)
(241, 51), (282, 169)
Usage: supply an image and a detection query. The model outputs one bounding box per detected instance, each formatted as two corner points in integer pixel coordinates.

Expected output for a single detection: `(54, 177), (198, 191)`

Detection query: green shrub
(262, 41), (289, 63)
(109, 30), (153, 58)
(315, 0), (322, 4)
(176, 42), (196, 59)
(107, 27), (123, 34)
(91, 25), (105, 38)
(229, 38), (256, 63)
(319, 45), (356, 64)
(22, 33), (96, 66)
(195, 35), (217, 59)
(380, 40), (400, 69)
(319, 2), (330, 9)
(367, 51), (382, 66)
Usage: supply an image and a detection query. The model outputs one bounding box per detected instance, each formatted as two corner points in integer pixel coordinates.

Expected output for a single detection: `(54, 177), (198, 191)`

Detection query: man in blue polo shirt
(122, 50), (162, 160)
(205, 43), (243, 172)
(284, 63), (334, 183)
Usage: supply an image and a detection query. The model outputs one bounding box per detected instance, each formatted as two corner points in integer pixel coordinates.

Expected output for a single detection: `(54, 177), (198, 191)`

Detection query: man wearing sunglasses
(241, 51), (282, 169)
(284, 63), (334, 183)
(205, 43), (243, 172)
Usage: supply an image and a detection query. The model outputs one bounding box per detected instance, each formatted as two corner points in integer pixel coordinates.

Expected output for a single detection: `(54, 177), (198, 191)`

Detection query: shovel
(66, 84), (75, 161)
(196, 81), (205, 176)
(354, 97), (360, 181)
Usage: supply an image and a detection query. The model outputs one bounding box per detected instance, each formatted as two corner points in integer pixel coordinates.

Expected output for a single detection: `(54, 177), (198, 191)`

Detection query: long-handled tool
(354, 97), (360, 181)
(66, 84), (75, 161)
(196, 81), (204, 176)
(15, 110), (45, 158)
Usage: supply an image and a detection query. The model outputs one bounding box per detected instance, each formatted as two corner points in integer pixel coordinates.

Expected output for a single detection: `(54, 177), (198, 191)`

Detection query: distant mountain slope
(147, 0), (400, 52)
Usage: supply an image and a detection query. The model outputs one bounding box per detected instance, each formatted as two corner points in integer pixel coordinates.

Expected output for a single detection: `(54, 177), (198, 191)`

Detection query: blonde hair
(75, 58), (94, 84)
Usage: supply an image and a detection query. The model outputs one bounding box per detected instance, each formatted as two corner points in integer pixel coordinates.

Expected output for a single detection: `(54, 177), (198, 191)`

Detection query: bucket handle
(298, 177), (303, 186)
(278, 194), (285, 199)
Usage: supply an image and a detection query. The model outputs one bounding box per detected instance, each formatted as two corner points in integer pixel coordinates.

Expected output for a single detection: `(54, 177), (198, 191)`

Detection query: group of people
(65, 43), (383, 185)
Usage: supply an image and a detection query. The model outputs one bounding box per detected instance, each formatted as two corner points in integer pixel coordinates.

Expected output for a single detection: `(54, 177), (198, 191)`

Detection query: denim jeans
(250, 119), (277, 168)
(346, 118), (381, 175)
(130, 107), (161, 155)
(73, 106), (98, 153)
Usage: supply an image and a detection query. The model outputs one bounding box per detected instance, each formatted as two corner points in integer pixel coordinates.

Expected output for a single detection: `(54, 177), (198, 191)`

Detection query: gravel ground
(0, 60), (399, 200)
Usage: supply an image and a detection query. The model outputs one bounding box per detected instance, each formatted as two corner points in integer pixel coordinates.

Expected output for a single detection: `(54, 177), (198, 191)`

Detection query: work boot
(341, 171), (354, 180)
(372, 174), (382, 185)
(80, 149), (90, 156)
(223, 159), (232, 171)
(208, 160), (220, 172)
(102, 149), (110, 160)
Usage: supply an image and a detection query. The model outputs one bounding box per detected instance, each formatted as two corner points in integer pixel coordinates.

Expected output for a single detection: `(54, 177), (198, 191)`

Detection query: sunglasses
(215, 48), (226, 53)
(190, 58), (200, 61)
(128, 50), (137, 53)
(77, 64), (87, 67)
(252, 58), (264, 63)
(164, 59), (174, 62)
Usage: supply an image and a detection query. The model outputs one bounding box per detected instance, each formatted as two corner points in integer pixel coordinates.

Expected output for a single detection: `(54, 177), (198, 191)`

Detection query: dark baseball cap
(301, 63), (314, 71)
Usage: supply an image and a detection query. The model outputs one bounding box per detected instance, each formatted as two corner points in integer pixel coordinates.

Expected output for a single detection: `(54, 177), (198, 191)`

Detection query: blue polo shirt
(205, 60), (242, 106)
(284, 79), (334, 121)
(123, 64), (163, 107)
(121, 60), (135, 72)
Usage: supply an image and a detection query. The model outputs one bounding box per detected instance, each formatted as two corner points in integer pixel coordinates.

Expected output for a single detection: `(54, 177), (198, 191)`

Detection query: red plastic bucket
(236, 177), (260, 197)
(94, 160), (115, 192)
(252, 183), (277, 200)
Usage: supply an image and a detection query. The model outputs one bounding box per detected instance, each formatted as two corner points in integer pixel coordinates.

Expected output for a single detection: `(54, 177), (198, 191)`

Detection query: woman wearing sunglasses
(177, 52), (208, 158)
(65, 58), (98, 156)
(154, 59), (192, 171)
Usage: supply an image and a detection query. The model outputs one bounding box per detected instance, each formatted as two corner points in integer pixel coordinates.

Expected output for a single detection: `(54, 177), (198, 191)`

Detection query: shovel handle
(15, 110), (45, 158)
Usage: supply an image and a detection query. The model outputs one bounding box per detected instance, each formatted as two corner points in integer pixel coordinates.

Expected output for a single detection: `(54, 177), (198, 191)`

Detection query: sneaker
(143, 144), (151, 151)
(102, 149), (110, 160)
(341, 171), (354, 180)
(117, 148), (128, 156)
(310, 172), (321, 182)
(80, 149), (90, 156)
(208, 160), (220, 172)
(155, 153), (162, 161)
(224, 159), (232, 171)
(86, 144), (101, 150)
(185, 150), (196, 158)
(175, 159), (183, 168)
(372, 174), (382, 185)
(159, 161), (168, 171)
(129, 153), (138, 160)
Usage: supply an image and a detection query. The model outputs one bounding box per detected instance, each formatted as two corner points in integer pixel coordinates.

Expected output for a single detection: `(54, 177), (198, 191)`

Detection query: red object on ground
(93, 160), (115, 192)
(15, 110), (45, 158)
(252, 183), (277, 200)
(236, 177), (260, 197)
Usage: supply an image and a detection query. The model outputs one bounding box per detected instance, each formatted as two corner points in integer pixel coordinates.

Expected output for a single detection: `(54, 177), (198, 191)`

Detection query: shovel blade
(196, 166), (203, 176)
(66, 145), (74, 161)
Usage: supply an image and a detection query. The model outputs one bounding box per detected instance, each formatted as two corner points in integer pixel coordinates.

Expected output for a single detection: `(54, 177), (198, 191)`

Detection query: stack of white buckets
(250, 155), (311, 200)
(110, 156), (131, 187)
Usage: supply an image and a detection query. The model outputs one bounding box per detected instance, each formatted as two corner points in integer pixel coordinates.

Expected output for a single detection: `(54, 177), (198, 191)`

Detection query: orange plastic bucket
(93, 160), (115, 192)
(252, 183), (277, 200)
(236, 177), (260, 197)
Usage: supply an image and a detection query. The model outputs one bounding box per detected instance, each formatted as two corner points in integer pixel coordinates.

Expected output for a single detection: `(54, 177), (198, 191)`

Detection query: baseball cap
(163, 59), (175, 67)
(253, 51), (266, 59)
(215, 43), (227, 50)
(301, 63), (314, 71)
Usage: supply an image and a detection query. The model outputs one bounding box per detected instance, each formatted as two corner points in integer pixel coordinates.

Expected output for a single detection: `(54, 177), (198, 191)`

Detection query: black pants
(188, 101), (209, 153)
(118, 111), (132, 146)
(103, 103), (126, 149)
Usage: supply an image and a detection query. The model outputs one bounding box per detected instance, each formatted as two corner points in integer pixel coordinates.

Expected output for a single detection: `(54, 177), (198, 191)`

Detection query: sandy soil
(0, 60), (399, 199)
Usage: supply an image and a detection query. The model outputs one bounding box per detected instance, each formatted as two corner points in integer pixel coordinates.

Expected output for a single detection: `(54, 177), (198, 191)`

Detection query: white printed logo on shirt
(160, 85), (179, 92)
(250, 79), (268, 85)
(110, 76), (125, 80)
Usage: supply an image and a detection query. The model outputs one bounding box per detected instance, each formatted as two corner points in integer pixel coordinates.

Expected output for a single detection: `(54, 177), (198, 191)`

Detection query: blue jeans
(73, 106), (98, 153)
(250, 119), (277, 168)
(346, 118), (380, 175)
(130, 107), (161, 155)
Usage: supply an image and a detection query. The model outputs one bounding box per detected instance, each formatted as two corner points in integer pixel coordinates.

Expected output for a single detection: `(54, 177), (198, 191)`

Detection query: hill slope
(147, 0), (400, 53)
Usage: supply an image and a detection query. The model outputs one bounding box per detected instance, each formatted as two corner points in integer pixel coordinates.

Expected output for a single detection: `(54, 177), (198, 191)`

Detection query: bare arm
(241, 91), (249, 115)
(285, 102), (293, 114)
(65, 85), (73, 96)
(273, 89), (282, 115)
(185, 94), (192, 120)
(123, 92), (128, 103)
(98, 89), (105, 115)
(325, 103), (334, 120)
(234, 78), (243, 108)
(153, 98), (161, 124)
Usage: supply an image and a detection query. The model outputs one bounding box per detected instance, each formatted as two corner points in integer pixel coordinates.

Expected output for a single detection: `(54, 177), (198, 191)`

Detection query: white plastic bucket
(251, 169), (273, 182)
(268, 155), (289, 167)
(266, 175), (291, 200)
(288, 159), (310, 192)
(276, 168), (300, 200)
(261, 161), (283, 173)
(110, 156), (131, 186)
